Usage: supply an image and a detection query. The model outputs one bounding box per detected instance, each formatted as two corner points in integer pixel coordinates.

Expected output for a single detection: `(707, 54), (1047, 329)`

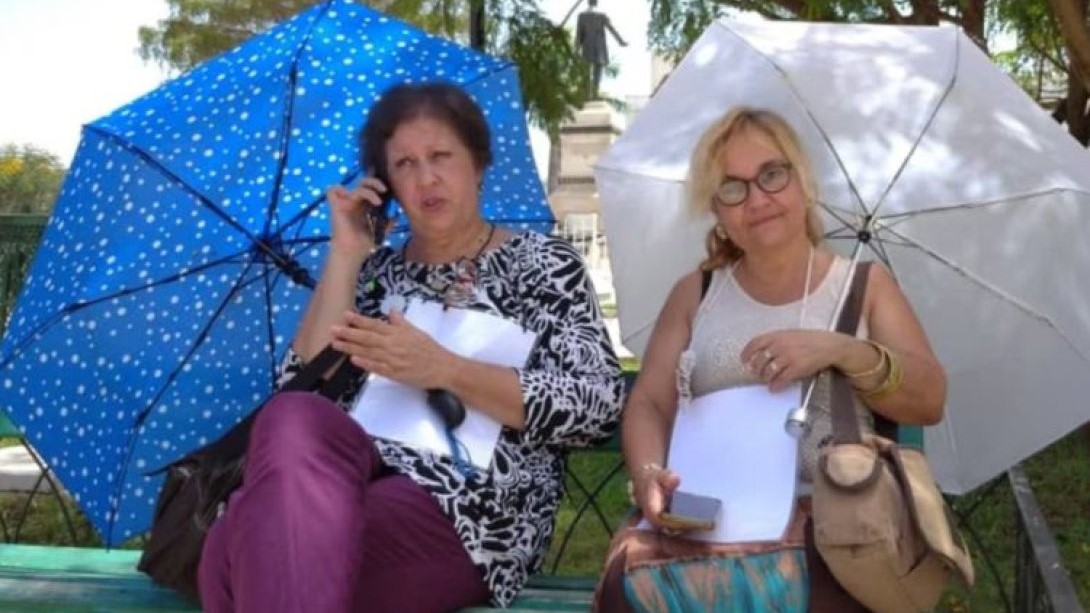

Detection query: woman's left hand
(741, 329), (852, 392)
(330, 310), (458, 389)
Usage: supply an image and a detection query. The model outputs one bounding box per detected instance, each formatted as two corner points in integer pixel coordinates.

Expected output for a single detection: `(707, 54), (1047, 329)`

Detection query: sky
(0, 0), (651, 178)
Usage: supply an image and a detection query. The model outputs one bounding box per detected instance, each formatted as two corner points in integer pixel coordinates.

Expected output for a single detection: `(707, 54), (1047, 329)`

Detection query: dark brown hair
(360, 82), (493, 186)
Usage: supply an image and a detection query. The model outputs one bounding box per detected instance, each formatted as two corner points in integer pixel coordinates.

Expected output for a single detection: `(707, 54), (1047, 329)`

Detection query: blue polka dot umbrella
(0, 0), (549, 545)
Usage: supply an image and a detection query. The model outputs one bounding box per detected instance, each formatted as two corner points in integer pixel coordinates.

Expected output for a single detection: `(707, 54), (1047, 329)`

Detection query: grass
(3, 433), (1088, 611)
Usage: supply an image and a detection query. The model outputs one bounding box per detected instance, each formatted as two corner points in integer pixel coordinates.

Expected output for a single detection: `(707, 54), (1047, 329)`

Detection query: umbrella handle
(784, 242), (867, 439)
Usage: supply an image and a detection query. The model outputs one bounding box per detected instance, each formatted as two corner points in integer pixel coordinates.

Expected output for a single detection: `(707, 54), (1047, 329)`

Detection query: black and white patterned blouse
(277, 231), (623, 607)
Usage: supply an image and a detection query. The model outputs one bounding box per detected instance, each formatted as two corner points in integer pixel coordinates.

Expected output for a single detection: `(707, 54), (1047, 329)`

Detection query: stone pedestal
(548, 100), (622, 222)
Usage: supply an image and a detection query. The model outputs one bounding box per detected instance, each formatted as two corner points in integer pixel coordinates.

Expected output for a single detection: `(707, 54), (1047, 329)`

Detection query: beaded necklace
(403, 222), (496, 308)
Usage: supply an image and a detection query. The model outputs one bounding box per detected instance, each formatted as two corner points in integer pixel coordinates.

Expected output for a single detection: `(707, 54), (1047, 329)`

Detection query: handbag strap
(154, 344), (359, 473)
(281, 344), (361, 400)
(829, 262), (898, 445)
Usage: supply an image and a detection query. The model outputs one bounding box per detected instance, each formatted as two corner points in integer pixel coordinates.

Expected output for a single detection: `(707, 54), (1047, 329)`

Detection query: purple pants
(198, 391), (490, 613)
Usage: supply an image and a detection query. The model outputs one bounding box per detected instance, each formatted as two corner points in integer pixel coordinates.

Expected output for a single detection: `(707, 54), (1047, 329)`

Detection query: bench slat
(0, 544), (596, 612)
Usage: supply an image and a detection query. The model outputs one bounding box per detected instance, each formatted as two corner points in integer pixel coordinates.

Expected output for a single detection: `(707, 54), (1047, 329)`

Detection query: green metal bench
(0, 544), (599, 612)
(0, 394), (626, 612)
(0, 418), (623, 612)
(0, 442), (620, 612)
(0, 440), (615, 612)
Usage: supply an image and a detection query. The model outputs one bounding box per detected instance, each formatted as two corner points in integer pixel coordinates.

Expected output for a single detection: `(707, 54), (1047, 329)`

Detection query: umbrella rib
(277, 171), (360, 239)
(817, 200), (860, 237)
(264, 0), (336, 237)
(86, 126), (264, 247)
(866, 232), (896, 272)
(877, 187), (1090, 223)
(721, 23), (868, 214)
(84, 126), (318, 289)
(0, 249), (251, 372)
(870, 29), (960, 218)
(262, 260), (281, 387)
(107, 255), (266, 543)
(879, 224), (1090, 364)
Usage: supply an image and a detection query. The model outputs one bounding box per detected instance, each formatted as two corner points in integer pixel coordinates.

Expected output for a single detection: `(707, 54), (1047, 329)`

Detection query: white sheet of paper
(641, 384), (800, 544)
(350, 300), (537, 469)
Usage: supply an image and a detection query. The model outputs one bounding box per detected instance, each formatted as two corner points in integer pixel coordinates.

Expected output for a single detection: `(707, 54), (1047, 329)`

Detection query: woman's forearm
(863, 348), (946, 425)
(833, 337), (945, 426)
(293, 248), (368, 361)
(622, 396), (673, 475)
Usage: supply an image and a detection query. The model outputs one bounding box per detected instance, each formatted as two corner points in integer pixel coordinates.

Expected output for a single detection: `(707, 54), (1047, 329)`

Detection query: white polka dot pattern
(0, 0), (551, 545)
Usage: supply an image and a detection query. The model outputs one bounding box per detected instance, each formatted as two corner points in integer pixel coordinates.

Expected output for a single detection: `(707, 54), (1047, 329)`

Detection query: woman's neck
(405, 219), (492, 265)
(736, 240), (817, 297)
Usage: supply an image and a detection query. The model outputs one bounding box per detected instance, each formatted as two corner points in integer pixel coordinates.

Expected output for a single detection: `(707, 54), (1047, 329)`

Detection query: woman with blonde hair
(593, 107), (946, 612)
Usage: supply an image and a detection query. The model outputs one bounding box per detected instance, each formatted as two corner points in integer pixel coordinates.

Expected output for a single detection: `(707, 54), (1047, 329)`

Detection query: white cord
(798, 245), (815, 327)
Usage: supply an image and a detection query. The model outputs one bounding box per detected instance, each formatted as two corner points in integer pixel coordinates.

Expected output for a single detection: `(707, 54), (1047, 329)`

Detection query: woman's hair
(687, 107), (824, 270)
(360, 82), (493, 185)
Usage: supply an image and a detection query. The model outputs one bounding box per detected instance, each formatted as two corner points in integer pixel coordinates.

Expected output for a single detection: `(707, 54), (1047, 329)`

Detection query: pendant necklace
(401, 223), (496, 308)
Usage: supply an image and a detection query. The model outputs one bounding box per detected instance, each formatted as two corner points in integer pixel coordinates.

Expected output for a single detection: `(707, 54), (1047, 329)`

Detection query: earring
(715, 224), (728, 240)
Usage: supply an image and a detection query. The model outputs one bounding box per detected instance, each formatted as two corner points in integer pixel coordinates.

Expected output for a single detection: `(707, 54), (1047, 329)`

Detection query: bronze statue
(575, 0), (627, 99)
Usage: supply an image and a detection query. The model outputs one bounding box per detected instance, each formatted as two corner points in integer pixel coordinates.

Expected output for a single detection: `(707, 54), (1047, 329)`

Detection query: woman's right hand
(632, 464), (681, 528)
(326, 177), (389, 259)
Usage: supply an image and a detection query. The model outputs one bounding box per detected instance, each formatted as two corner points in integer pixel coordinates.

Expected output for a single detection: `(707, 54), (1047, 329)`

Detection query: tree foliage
(0, 144), (66, 215)
(138, 0), (590, 139)
(992, 0), (1089, 144)
(648, 0), (1090, 145)
(648, 0), (989, 61)
(990, 0), (1067, 97)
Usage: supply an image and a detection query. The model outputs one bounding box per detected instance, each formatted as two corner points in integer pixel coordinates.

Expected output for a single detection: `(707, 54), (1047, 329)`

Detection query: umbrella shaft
(796, 241), (866, 420)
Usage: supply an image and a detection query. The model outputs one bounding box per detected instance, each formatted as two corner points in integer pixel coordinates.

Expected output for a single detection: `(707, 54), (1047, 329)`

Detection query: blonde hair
(687, 107), (824, 271)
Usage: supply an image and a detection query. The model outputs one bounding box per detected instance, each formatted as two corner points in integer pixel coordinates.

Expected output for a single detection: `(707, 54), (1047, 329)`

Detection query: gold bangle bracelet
(843, 340), (889, 379)
(858, 351), (904, 400)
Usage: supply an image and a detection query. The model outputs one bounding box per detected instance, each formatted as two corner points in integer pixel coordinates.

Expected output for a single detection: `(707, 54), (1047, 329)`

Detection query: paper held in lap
(649, 384), (800, 544)
(350, 300), (537, 469)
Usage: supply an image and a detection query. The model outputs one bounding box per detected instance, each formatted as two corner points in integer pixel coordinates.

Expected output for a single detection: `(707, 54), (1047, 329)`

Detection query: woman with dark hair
(197, 82), (624, 613)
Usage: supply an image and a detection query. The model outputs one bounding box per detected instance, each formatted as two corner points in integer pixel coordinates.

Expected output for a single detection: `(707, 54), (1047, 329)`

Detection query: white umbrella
(596, 19), (1090, 495)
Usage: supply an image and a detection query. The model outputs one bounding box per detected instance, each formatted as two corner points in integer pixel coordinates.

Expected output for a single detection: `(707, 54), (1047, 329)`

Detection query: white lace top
(676, 255), (874, 483)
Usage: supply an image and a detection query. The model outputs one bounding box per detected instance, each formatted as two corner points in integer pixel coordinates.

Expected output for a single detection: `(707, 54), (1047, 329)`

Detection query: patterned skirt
(593, 501), (868, 613)
(622, 547), (807, 613)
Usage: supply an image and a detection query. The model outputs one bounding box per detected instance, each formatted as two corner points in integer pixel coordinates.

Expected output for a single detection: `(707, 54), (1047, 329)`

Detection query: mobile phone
(368, 185), (392, 246)
(660, 490), (721, 532)
(362, 167), (394, 246)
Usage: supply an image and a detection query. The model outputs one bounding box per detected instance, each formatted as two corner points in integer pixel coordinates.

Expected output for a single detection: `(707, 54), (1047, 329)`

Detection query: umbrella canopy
(596, 19), (1090, 495)
(0, 0), (549, 545)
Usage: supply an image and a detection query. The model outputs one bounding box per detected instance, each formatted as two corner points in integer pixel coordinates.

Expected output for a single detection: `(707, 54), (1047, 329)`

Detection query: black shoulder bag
(137, 345), (360, 602)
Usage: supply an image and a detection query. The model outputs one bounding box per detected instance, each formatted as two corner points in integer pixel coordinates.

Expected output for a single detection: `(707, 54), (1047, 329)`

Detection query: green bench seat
(0, 544), (597, 612)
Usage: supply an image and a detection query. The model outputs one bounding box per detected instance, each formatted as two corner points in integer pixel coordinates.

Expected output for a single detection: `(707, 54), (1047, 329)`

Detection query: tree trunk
(1065, 72), (1090, 144)
(907, 0), (942, 24)
(1047, 0), (1090, 93)
(960, 0), (988, 52)
(469, 0), (485, 50)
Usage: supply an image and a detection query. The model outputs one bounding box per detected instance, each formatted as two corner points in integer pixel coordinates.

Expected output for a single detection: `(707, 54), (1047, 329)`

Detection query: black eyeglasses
(714, 161), (793, 207)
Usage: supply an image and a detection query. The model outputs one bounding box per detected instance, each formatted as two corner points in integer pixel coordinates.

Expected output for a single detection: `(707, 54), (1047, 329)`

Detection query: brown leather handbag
(810, 263), (974, 613)
(137, 345), (358, 601)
